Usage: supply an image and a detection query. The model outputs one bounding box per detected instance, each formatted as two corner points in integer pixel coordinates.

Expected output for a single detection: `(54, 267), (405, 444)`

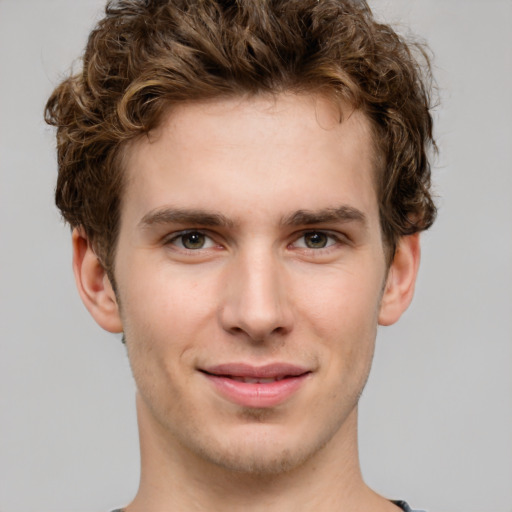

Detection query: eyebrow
(138, 205), (367, 230)
(139, 207), (235, 229)
(281, 206), (367, 227)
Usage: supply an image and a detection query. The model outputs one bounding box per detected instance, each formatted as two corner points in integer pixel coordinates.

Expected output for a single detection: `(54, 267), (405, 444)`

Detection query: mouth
(199, 363), (312, 408)
(218, 375), (289, 384)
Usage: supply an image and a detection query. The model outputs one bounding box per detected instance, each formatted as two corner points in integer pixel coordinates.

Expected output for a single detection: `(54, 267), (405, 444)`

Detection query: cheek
(119, 283), (204, 421)
(118, 264), (222, 384)
(294, 264), (384, 340)
(120, 261), (218, 331)
(293, 264), (383, 393)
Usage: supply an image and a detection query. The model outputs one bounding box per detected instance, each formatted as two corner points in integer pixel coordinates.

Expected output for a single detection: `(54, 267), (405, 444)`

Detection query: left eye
(293, 231), (337, 249)
(170, 231), (216, 250)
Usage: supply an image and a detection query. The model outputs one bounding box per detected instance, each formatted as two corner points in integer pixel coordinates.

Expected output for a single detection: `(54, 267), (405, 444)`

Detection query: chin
(189, 419), (334, 477)
(199, 442), (308, 476)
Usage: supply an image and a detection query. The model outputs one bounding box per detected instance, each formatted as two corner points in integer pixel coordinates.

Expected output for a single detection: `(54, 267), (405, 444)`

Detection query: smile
(200, 363), (312, 408)
(229, 376), (286, 383)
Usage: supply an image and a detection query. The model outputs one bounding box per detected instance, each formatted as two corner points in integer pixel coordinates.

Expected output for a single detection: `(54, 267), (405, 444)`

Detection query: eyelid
(164, 229), (218, 250)
(290, 229), (349, 249)
(161, 228), (349, 252)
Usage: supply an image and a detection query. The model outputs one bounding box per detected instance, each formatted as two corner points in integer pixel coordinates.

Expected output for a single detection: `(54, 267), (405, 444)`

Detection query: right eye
(168, 231), (216, 250)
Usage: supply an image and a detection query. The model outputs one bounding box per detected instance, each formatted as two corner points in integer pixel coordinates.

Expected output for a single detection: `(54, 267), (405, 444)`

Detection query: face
(87, 93), (414, 475)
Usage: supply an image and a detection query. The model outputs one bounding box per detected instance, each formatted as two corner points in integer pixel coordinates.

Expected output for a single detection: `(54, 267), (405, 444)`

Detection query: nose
(219, 248), (293, 343)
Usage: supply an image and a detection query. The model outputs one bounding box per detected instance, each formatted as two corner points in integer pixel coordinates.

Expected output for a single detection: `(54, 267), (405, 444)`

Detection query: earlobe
(72, 229), (123, 333)
(378, 233), (421, 326)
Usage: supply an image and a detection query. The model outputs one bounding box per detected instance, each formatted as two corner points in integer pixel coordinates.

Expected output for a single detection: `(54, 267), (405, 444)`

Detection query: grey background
(0, 0), (511, 511)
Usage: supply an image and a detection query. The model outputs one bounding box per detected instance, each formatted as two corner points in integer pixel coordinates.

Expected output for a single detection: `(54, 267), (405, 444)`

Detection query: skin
(73, 93), (420, 511)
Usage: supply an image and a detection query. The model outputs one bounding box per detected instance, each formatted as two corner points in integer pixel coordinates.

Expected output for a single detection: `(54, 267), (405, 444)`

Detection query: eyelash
(290, 231), (344, 251)
(164, 230), (219, 251)
(164, 229), (347, 253)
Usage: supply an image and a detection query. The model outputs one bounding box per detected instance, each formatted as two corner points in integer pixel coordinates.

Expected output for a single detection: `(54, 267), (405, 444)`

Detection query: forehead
(120, 93), (379, 228)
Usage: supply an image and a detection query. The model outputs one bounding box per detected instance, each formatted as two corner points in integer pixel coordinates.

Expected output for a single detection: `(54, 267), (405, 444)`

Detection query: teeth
(230, 376), (283, 383)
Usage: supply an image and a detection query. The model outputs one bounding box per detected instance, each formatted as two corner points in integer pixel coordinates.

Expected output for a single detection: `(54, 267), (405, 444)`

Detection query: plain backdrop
(0, 1), (511, 511)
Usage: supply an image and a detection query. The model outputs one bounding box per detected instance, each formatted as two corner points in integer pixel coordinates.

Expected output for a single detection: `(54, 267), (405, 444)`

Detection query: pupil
(305, 232), (327, 248)
(183, 232), (205, 249)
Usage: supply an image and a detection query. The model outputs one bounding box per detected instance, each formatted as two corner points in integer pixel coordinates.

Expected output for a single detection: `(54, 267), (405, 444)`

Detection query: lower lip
(202, 373), (310, 408)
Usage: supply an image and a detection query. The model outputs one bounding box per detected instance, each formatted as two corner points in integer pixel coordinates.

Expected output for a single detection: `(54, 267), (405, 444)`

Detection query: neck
(126, 394), (395, 512)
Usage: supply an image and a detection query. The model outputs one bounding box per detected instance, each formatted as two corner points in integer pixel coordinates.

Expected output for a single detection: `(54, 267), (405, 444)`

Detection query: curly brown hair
(45, 0), (436, 275)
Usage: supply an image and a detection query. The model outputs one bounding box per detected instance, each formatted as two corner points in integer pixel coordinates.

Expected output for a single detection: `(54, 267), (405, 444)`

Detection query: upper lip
(200, 363), (311, 379)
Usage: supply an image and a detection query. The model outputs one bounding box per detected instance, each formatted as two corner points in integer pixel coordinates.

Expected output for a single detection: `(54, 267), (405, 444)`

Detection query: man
(45, 0), (436, 510)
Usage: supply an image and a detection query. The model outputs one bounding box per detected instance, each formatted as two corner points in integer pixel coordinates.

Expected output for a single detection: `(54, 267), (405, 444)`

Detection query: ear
(72, 228), (123, 333)
(378, 233), (421, 326)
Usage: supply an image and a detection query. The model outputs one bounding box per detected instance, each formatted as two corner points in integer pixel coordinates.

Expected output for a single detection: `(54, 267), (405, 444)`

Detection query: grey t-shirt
(392, 501), (427, 512)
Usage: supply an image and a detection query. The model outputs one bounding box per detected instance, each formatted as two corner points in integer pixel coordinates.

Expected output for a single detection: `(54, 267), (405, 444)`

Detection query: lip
(200, 363), (311, 408)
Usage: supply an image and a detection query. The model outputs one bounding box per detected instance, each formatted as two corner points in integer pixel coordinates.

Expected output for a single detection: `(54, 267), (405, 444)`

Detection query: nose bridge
(220, 242), (292, 341)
